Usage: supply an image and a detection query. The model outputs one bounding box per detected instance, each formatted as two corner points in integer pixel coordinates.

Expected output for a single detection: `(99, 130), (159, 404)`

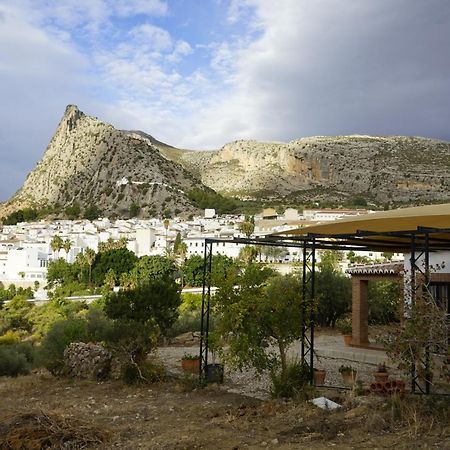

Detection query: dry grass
(0, 411), (110, 449)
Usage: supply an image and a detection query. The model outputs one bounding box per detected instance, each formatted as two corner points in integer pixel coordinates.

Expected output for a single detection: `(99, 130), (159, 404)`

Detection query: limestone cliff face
(3, 105), (450, 219)
(177, 135), (450, 204)
(4, 105), (202, 217)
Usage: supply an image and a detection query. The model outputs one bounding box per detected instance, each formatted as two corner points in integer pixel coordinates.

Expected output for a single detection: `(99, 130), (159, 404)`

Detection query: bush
(270, 362), (312, 399)
(0, 342), (36, 376)
(38, 318), (88, 375)
(121, 360), (165, 385)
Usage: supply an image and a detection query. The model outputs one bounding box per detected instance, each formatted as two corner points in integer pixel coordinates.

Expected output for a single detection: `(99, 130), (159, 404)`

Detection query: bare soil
(0, 372), (448, 449)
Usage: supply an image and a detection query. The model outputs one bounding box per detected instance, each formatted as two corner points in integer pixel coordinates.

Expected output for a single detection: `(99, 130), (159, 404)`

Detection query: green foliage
(187, 187), (239, 214)
(26, 298), (87, 339)
(349, 195), (368, 207)
(238, 245), (258, 264)
(38, 317), (88, 375)
(3, 208), (39, 225)
(214, 267), (303, 381)
(182, 255), (204, 287)
(167, 293), (203, 337)
(0, 343), (34, 376)
(336, 317), (352, 334)
(129, 202), (140, 218)
(121, 359), (165, 385)
(65, 202), (81, 219)
(91, 248), (137, 286)
(270, 362), (312, 399)
(0, 296), (34, 333)
(47, 259), (80, 288)
(83, 204), (102, 220)
(182, 254), (238, 288)
(0, 285), (33, 302)
(104, 279), (181, 335)
(238, 220), (255, 238)
(173, 232), (182, 253)
(368, 281), (400, 324)
(130, 255), (177, 283)
(315, 264), (351, 327)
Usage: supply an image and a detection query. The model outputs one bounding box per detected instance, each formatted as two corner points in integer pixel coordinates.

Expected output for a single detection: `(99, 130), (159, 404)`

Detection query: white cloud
(129, 23), (172, 52)
(112, 0), (167, 17)
(182, 0), (450, 147)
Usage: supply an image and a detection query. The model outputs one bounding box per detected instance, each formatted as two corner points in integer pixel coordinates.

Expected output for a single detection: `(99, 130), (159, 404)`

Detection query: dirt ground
(0, 371), (449, 450)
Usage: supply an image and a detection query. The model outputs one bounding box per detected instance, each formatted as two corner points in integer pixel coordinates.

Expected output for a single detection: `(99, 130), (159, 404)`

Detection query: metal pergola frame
(199, 227), (450, 394)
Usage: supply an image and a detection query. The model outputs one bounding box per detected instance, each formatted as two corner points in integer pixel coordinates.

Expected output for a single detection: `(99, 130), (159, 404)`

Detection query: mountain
(171, 135), (450, 205)
(3, 105), (450, 220)
(1, 105), (207, 218)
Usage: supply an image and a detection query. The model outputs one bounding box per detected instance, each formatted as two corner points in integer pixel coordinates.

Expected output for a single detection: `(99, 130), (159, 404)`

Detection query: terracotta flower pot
(181, 358), (201, 374)
(373, 371), (389, 383)
(341, 370), (357, 384)
(314, 369), (326, 385)
(343, 334), (353, 346)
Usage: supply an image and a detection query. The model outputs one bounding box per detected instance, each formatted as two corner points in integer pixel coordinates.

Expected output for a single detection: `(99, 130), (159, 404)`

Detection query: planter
(313, 369), (326, 386)
(343, 334), (353, 346)
(181, 358), (201, 375)
(205, 363), (224, 383)
(341, 370), (357, 385)
(373, 371), (389, 383)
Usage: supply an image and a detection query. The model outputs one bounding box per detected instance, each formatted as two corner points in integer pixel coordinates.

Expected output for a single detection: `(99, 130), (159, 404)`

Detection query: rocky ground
(1, 333), (448, 450)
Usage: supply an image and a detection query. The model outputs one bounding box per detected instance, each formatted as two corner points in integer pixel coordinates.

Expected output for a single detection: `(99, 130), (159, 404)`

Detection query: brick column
(351, 277), (369, 346)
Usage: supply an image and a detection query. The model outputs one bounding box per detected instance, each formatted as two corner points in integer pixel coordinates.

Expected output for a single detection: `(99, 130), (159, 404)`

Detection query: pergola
(200, 203), (450, 394)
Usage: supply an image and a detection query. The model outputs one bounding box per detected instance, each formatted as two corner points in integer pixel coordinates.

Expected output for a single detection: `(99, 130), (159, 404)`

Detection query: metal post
(309, 239), (316, 380)
(410, 235), (416, 393)
(199, 240), (213, 380)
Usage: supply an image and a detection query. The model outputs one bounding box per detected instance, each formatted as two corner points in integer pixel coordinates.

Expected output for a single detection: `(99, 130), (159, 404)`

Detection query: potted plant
(336, 318), (352, 346)
(313, 368), (327, 385)
(373, 362), (389, 382)
(181, 354), (201, 374)
(339, 365), (357, 384)
(205, 337), (224, 383)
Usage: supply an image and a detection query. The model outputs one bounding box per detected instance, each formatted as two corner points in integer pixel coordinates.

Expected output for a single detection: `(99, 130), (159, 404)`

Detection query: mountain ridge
(2, 105), (450, 219)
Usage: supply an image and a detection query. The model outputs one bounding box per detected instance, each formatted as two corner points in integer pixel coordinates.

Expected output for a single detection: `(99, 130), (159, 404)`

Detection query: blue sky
(1, 0), (450, 201)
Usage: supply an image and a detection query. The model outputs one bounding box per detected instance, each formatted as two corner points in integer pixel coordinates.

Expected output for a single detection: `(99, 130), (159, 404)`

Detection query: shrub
(38, 318), (88, 375)
(121, 360), (165, 385)
(270, 361), (312, 399)
(0, 342), (35, 376)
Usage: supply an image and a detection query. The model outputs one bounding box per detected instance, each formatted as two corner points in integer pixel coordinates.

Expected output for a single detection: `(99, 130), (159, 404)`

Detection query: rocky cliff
(3, 105), (450, 219)
(174, 135), (450, 205)
(2, 105), (204, 218)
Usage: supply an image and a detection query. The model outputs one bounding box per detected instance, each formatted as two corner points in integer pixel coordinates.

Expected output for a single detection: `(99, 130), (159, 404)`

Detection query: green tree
(129, 202), (140, 218)
(127, 256), (177, 289)
(92, 248), (138, 286)
(84, 248), (96, 286)
(238, 245), (258, 264)
(103, 268), (117, 291)
(63, 238), (72, 261)
(47, 259), (79, 288)
(368, 281), (400, 324)
(65, 202), (81, 219)
(238, 220), (255, 238)
(173, 232), (182, 254)
(214, 266), (307, 384)
(104, 279), (181, 335)
(315, 263), (351, 327)
(84, 204), (102, 221)
(50, 236), (64, 258)
(182, 255), (204, 287)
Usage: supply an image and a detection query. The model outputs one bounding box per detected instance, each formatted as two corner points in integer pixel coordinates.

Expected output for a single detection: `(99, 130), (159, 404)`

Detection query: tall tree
(50, 236), (63, 258)
(63, 239), (72, 261)
(84, 248), (96, 287)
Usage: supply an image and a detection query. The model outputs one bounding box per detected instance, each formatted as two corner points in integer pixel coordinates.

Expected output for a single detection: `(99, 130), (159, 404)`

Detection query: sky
(0, 0), (450, 201)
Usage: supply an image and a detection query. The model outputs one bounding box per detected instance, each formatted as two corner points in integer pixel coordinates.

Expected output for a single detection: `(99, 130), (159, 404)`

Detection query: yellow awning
(272, 203), (450, 252)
